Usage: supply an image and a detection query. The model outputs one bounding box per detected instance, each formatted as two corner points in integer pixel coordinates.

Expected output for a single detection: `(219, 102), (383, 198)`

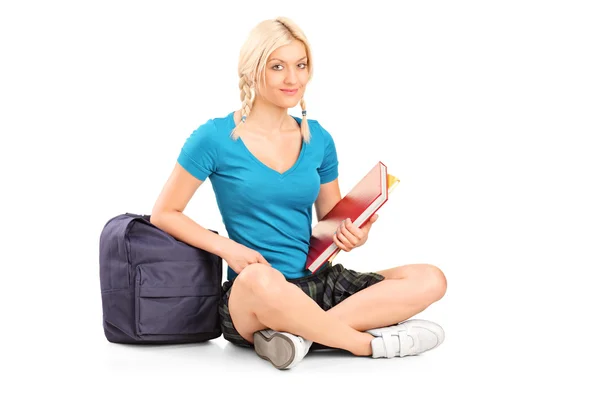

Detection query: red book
(305, 161), (399, 273)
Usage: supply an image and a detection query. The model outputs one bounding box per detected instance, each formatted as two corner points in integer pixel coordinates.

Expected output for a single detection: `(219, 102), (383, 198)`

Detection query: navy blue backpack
(99, 213), (223, 344)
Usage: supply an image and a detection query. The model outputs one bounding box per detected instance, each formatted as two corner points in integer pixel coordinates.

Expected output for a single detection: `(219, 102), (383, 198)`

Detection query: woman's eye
(272, 63), (307, 71)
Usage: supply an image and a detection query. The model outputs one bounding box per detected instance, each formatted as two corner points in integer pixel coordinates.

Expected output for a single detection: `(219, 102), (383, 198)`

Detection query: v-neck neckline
(229, 111), (305, 178)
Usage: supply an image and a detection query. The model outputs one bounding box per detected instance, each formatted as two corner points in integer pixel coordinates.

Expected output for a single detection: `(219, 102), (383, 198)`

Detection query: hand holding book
(305, 161), (400, 273)
(332, 214), (379, 252)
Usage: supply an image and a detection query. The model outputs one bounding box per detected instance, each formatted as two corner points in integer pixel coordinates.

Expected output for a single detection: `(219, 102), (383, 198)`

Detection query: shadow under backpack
(99, 213), (223, 344)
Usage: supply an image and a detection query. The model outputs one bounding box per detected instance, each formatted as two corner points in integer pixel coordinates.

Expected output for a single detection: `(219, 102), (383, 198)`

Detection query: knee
(236, 263), (286, 303)
(419, 264), (447, 302)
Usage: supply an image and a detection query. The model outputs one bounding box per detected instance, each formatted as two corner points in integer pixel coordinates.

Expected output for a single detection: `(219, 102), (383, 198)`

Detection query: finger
(362, 222), (373, 234)
(367, 214), (379, 230)
(257, 254), (270, 266)
(340, 221), (360, 246)
(336, 226), (352, 247)
(333, 232), (349, 252)
(363, 214), (378, 226)
(343, 218), (364, 241)
(362, 217), (377, 234)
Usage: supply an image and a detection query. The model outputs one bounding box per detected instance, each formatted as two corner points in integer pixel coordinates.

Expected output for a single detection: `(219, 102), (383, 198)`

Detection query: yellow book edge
(326, 172), (400, 263)
(387, 173), (400, 195)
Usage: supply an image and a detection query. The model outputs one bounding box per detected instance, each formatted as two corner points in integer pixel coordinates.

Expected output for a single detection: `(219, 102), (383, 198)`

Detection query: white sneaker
(367, 319), (445, 358)
(253, 329), (313, 370)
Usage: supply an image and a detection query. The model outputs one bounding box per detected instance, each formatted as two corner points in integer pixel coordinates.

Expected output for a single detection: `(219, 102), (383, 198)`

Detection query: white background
(1, 0), (599, 398)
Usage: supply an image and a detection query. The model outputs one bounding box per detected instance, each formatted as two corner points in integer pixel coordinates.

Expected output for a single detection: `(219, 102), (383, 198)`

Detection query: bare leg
(326, 264), (447, 331)
(228, 263), (373, 356)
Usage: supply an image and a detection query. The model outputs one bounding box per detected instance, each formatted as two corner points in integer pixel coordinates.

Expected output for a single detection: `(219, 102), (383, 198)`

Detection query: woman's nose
(284, 69), (298, 84)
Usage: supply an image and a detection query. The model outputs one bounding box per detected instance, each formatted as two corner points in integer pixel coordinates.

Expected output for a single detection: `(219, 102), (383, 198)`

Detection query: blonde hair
(230, 16), (313, 143)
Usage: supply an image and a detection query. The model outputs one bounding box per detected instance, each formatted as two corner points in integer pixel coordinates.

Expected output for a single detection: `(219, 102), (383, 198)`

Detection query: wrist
(212, 235), (231, 258)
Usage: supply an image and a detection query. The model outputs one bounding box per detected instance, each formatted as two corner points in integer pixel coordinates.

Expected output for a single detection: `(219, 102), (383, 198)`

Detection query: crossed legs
(227, 263), (447, 356)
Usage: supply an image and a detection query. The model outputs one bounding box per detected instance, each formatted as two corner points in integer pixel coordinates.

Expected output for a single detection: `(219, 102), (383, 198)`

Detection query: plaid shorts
(218, 261), (385, 348)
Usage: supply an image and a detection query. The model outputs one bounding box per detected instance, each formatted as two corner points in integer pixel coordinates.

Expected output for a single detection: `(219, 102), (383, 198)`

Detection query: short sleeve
(317, 121), (339, 184)
(176, 120), (219, 181)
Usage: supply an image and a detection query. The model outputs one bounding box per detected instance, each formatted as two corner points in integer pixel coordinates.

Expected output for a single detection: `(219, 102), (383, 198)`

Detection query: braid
(231, 75), (254, 139)
(299, 97), (311, 143)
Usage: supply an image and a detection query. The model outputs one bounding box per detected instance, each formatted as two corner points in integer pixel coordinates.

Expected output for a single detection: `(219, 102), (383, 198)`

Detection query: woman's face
(258, 40), (309, 109)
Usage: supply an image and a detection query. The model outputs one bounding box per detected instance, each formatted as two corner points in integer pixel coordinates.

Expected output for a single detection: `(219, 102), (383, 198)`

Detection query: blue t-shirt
(177, 111), (339, 280)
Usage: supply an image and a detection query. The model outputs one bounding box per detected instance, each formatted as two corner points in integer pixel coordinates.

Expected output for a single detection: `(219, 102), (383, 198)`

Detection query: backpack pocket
(134, 260), (220, 337)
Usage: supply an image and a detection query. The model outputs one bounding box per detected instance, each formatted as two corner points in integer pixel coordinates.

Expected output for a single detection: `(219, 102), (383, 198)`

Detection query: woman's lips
(280, 89), (298, 95)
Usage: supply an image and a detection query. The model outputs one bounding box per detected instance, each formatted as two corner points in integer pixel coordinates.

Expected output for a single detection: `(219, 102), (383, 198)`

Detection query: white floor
(8, 302), (596, 399)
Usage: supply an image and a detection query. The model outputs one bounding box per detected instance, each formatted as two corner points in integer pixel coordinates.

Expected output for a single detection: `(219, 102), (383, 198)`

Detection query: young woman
(150, 16), (447, 370)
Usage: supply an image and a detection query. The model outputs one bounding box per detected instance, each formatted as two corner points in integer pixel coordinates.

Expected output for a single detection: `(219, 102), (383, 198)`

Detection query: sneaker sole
(253, 331), (296, 370)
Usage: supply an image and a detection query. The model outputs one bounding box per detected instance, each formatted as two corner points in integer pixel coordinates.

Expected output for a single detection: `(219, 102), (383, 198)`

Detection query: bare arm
(150, 163), (229, 257)
(314, 178), (342, 221)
